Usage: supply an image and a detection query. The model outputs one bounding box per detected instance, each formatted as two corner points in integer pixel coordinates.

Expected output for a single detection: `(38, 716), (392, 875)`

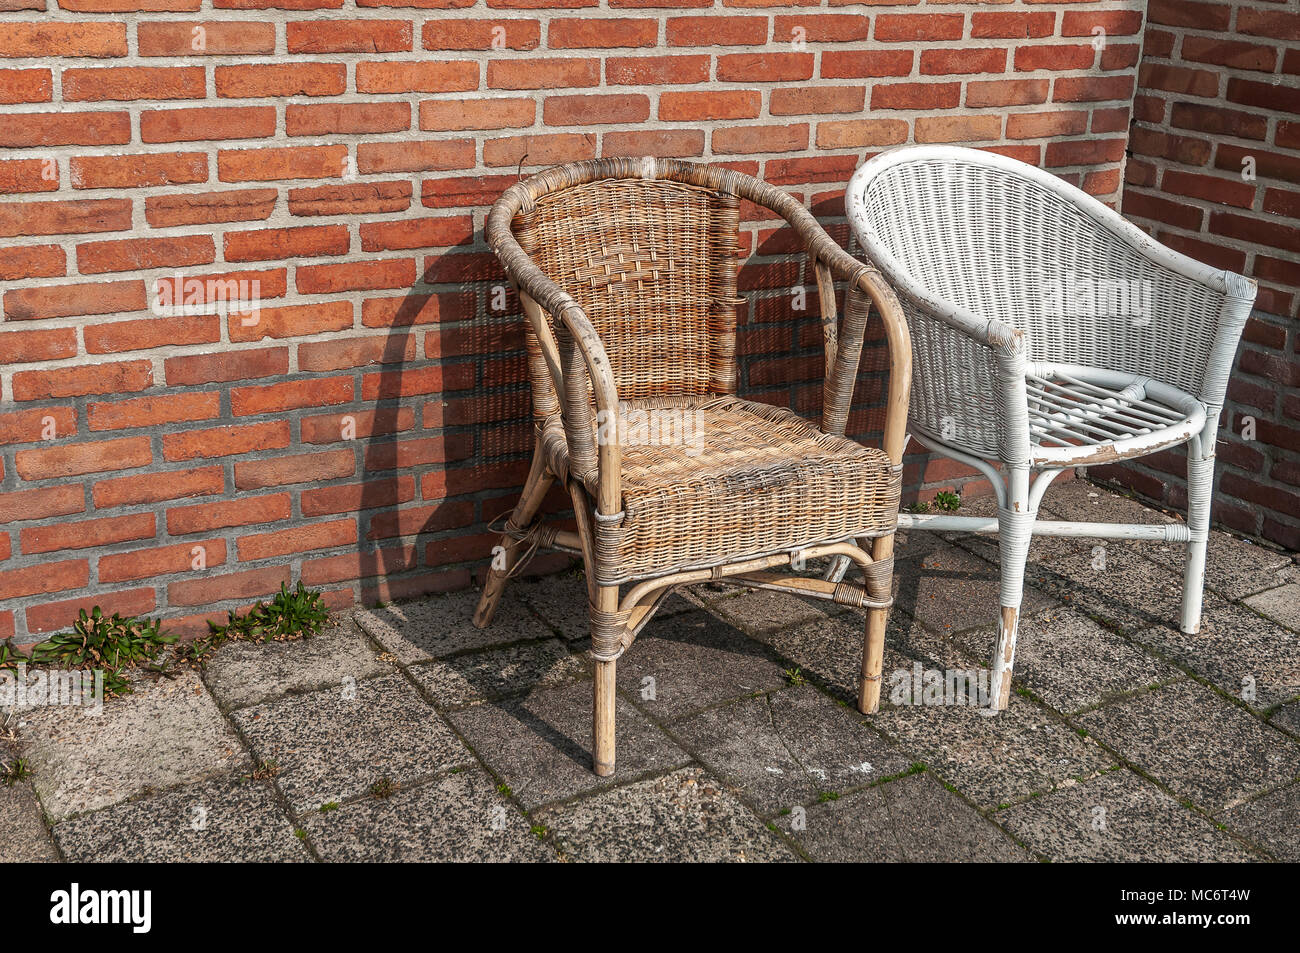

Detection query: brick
(1170, 102), (1267, 141)
(0, 157), (58, 195)
(229, 377), (354, 416)
(366, 500), (473, 540)
(297, 259), (416, 296)
(218, 145), (348, 183)
(0, 559), (89, 602)
(139, 21), (276, 56)
(549, 17), (653, 47)
(663, 89), (762, 120)
(301, 407), (415, 444)
(167, 493), (291, 535)
(0, 246), (65, 282)
(358, 139), (476, 172)
(0, 485), (84, 524)
(1061, 9), (1143, 36)
(1237, 6), (1300, 42)
(287, 19), (412, 53)
(286, 102), (411, 136)
(544, 93), (649, 125)
(0, 407), (76, 445)
(1227, 78), (1300, 116)
(971, 12), (1055, 39)
(168, 566), (291, 607)
(606, 54), (709, 85)
(0, 326), (76, 362)
(360, 291), (475, 327)
(361, 364), (474, 400)
(1130, 126), (1212, 165)
(920, 48), (1006, 75)
(358, 215), (473, 252)
(234, 449), (355, 489)
(484, 132), (598, 167)
(363, 434), (472, 471)
(1148, 0), (1232, 31)
(20, 513), (154, 555)
(70, 152), (207, 190)
(77, 234), (214, 275)
(26, 588), (156, 637)
(1124, 190), (1205, 230)
(1215, 145), (1300, 186)
(0, 23), (126, 57)
(88, 391), (219, 430)
(967, 78), (1048, 107)
(355, 61), (478, 93)
(301, 544), (417, 586)
(145, 188), (277, 227)
(299, 333), (418, 371)
(1007, 110), (1088, 140)
(162, 421), (290, 461)
(1139, 63), (1219, 98)
(1016, 45), (1096, 72)
(224, 225), (349, 262)
(716, 53), (814, 82)
(0, 198), (132, 239)
(14, 437), (151, 480)
(99, 539), (228, 583)
(816, 118), (908, 149)
(1210, 210), (1300, 254)
(422, 461), (528, 500)
(63, 66), (205, 102)
(92, 466), (223, 508)
(773, 13), (869, 42)
(237, 520), (357, 561)
(141, 106), (276, 143)
(820, 49), (913, 78)
(873, 82), (960, 110)
(0, 68), (53, 104)
(215, 62), (346, 97)
(301, 477), (415, 516)
(1181, 36), (1277, 73)
(770, 87), (862, 117)
(12, 360), (152, 401)
(875, 13), (963, 42)
(424, 18), (539, 50)
(1044, 137), (1127, 167)
(0, 111), (130, 147)
(488, 57), (598, 89)
(1101, 43), (1140, 71)
(419, 98), (534, 131)
(667, 15), (766, 45)
(713, 123), (808, 155)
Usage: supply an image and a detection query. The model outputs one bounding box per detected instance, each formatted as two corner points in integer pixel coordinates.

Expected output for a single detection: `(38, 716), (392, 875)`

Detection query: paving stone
(303, 766), (555, 862)
(1075, 680), (1300, 812)
(776, 772), (1030, 862)
(616, 611), (789, 721)
(0, 779), (57, 862)
(514, 571), (696, 641)
(203, 623), (389, 710)
(1134, 602), (1300, 712)
(872, 682), (1115, 809)
(537, 765), (795, 862)
(671, 686), (913, 815)
(1040, 480), (1179, 525)
(18, 669), (249, 822)
(1142, 529), (1291, 600)
(896, 539), (1056, 635)
(407, 638), (585, 708)
(1221, 781), (1300, 862)
(709, 587), (847, 637)
(354, 589), (552, 664)
(952, 605), (1179, 715)
(54, 776), (308, 863)
(448, 676), (687, 810)
(231, 673), (470, 814)
(1270, 701), (1300, 736)
(1244, 583), (1300, 632)
(995, 769), (1258, 862)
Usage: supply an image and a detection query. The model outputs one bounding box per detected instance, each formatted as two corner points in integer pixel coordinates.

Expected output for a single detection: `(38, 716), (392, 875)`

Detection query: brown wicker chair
(473, 157), (912, 776)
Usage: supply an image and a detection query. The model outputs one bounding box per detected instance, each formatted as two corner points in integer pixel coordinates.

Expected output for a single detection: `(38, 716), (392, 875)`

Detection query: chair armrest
(487, 190), (622, 515)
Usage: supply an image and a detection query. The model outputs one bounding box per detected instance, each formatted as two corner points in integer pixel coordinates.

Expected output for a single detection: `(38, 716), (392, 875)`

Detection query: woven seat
(847, 145), (1256, 712)
(473, 157), (912, 775)
(541, 395), (901, 581)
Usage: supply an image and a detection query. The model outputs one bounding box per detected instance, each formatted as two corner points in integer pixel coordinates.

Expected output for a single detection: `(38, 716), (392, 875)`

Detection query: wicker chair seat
(543, 394), (901, 581)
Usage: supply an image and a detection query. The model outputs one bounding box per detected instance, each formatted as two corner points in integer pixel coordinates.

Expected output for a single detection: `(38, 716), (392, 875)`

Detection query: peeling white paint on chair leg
(1180, 439), (1217, 635)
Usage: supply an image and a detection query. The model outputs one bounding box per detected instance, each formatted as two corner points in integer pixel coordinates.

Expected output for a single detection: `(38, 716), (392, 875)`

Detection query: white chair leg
(989, 470), (1034, 711)
(1180, 450), (1215, 635)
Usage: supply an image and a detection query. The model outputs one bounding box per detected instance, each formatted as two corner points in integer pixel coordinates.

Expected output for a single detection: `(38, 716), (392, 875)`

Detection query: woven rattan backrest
(860, 157), (1224, 398)
(513, 176), (740, 404)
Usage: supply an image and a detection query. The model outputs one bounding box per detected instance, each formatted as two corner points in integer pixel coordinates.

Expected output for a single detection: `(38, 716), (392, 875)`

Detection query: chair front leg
(1180, 423), (1217, 634)
(990, 466), (1034, 711)
(473, 443), (555, 629)
(592, 590), (619, 777)
(858, 532), (895, 714)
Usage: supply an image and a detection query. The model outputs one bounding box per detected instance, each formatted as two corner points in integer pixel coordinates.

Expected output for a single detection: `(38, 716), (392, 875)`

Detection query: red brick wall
(0, 1), (1148, 644)
(1103, 0), (1298, 551)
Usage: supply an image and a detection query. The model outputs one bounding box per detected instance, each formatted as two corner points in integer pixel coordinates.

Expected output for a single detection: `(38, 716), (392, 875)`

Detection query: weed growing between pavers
(6, 608), (175, 698)
(2, 755), (31, 787)
(906, 491), (962, 515)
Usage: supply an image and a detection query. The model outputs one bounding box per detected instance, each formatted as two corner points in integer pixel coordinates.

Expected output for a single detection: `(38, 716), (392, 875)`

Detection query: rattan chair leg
(473, 445), (554, 629)
(858, 533), (895, 714)
(592, 585), (619, 777)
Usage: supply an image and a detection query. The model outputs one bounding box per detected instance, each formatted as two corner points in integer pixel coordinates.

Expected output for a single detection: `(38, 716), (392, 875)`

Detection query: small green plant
(319, 802), (340, 813)
(2, 757), (32, 787)
(529, 824), (548, 839)
(294, 828), (308, 840)
(29, 608), (175, 696)
(370, 776), (397, 799)
(784, 667), (805, 687)
(251, 759), (280, 780)
(906, 501), (930, 514)
(0, 643), (29, 672)
(495, 782), (512, 797)
(816, 791), (840, 803)
(933, 491), (962, 512)
(209, 582), (329, 644)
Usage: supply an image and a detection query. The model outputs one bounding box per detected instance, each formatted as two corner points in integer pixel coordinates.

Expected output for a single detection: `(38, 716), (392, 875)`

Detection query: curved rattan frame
(473, 157), (912, 775)
(847, 145), (1257, 711)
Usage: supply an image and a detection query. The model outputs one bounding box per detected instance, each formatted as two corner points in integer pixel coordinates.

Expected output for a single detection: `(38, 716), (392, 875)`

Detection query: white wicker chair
(846, 145), (1257, 710)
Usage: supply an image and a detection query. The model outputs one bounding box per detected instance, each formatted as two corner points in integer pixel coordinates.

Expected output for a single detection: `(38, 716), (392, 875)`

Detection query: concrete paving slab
(0, 779), (57, 862)
(1075, 680), (1300, 812)
(896, 540), (1056, 635)
(303, 765), (555, 862)
(354, 589), (552, 664)
(232, 672), (470, 813)
(995, 768), (1259, 862)
(1221, 780), (1300, 862)
(671, 686), (914, 816)
(776, 772), (1031, 862)
(615, 610), (789, 721)
(1040, 480), (1178, 525)
(1142, 529), (1291, 600)
(710, 586), (847, 636)
(203, 623), (389, 710)
(54, 776), (308, 862)
(514, 570), (696, 640)
(537, 765), (795, 862)
(448, 676), (688, 810)
(1270, 700), (1300, 736)
(407, 638), (585, 708)
(19, 669), (249, 822)
(1244, 583), (1300, 632)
